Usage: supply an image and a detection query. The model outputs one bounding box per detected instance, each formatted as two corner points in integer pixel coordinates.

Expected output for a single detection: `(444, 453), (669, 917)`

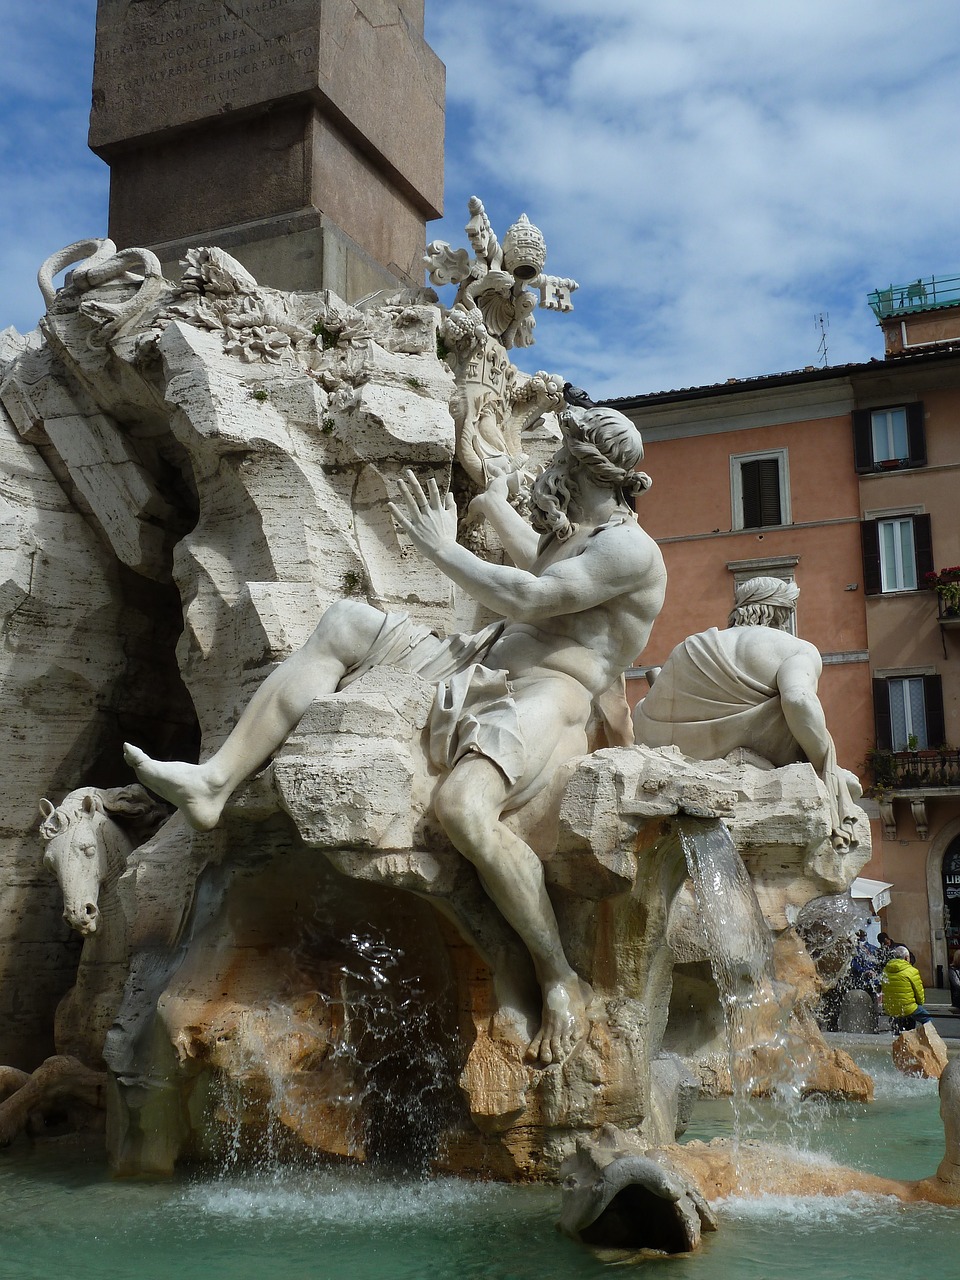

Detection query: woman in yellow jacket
(881, 946), (932, 1031)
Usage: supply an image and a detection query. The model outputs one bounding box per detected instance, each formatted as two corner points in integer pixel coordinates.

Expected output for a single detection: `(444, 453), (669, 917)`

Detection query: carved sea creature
(562, 1063), (960, 1257)
(558, 1124), (718, 1255)
(0, 788), (169, 1145)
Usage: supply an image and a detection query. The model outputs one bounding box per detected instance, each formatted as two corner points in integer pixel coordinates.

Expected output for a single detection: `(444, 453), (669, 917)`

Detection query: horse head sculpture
(39, 785), (166, 936)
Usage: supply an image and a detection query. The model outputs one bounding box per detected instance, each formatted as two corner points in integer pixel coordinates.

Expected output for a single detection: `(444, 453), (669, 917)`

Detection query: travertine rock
(0, 239), (875, 1182)
(893, 1023), (948, 1079)
(0, 337), (185, 1068)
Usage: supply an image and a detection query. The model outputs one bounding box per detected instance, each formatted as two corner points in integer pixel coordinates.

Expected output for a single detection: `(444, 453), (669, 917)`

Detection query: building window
(872, 408), (908, 463)
(873, 674), (944, 750)
(879, 517), (918, 590)
(731, 449), (790, 530)
(861, 513), (933, 594)
(852, 402), (926, 472)
(890, 677), (927, 748)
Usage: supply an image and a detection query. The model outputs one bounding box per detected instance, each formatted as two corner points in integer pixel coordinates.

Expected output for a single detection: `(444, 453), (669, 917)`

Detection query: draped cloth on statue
(634, 628), (860, 848)
(340, 611), (526, 786)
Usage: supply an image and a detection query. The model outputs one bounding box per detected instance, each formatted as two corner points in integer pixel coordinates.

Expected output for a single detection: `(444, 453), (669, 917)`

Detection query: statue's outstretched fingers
(402, 468), (428, 505)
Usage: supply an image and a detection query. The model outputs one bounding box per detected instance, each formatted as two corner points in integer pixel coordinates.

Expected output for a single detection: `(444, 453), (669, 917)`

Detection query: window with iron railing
(873, 673), (944, 754)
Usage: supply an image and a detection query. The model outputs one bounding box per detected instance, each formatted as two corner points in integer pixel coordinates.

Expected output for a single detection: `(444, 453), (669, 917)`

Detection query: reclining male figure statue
(125, 404), (667, 1066)
(633, 576), (863, 851)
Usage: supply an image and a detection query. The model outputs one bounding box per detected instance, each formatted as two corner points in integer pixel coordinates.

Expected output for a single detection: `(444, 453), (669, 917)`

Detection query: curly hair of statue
(729, 603), (795, 630)
(531, 408), (649, 541)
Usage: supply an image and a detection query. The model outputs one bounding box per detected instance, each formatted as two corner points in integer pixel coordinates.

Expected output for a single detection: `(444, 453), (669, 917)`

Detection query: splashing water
(210, 917), (461, 1178)
(328, 928), (460, 1172)
(677, 818), (812, 1147)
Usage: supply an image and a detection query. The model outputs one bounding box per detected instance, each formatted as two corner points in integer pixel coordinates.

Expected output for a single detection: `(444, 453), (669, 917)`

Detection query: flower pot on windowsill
(877, 458), (906, 470)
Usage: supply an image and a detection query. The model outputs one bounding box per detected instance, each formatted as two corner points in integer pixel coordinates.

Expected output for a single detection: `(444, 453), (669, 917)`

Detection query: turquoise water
(2, 1055), (958, 1280)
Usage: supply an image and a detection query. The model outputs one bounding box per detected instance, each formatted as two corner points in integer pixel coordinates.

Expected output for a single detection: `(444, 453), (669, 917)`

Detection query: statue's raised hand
(388, 470), (459, 559)
(465, 470), (511, 527)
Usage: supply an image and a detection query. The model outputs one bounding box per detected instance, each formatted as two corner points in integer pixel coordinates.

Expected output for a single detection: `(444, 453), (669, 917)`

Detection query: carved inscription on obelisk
(89, 0), (444, 298)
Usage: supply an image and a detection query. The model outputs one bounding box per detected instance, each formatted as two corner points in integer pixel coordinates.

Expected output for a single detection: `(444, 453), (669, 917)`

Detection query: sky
(2, 1), (960, 399)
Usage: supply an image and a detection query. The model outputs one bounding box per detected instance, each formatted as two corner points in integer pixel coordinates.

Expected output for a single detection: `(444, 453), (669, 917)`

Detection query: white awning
(850, 877), (894, 912)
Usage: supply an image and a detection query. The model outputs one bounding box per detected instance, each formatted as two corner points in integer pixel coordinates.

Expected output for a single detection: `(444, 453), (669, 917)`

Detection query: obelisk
(88, 0), (444, 299)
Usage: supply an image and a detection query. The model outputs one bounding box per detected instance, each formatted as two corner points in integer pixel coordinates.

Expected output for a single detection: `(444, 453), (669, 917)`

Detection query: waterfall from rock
(677, 818), (811, 1143)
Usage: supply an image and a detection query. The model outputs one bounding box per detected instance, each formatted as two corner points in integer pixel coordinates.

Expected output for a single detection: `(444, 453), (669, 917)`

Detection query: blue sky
(2, 1), (960, 398)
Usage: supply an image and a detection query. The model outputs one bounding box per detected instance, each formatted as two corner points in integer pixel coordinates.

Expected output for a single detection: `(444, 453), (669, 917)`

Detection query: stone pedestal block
(89, 0), (445, 297)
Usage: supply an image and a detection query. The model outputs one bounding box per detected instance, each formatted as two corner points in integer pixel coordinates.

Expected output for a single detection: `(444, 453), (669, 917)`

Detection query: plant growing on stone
(312, 321), (337, 350)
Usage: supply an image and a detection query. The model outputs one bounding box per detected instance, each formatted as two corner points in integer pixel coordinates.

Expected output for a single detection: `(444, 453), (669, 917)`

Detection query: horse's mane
(40, 784), (168, 844)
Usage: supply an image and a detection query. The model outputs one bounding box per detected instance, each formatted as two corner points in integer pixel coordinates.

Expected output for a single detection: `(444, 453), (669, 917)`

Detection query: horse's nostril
(84, 903), (97, 917)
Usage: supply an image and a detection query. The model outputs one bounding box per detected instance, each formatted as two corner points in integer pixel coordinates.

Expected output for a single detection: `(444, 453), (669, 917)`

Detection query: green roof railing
(869, 273), (960, 320)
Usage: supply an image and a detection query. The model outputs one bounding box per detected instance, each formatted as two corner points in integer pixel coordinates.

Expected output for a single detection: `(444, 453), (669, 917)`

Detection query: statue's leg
(124, 600), (386, 830)
(433, 678), (593, 1067)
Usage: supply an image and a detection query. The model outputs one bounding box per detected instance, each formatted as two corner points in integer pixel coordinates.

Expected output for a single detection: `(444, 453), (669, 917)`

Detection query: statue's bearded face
(530, 449), (576, 534)
(530, 406), (647, 541)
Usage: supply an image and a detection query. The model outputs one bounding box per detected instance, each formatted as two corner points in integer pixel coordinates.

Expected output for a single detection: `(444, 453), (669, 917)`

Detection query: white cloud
(2, 1), (959, 399)
(426, 0), (960, 394)
(0, 0), (107, 335)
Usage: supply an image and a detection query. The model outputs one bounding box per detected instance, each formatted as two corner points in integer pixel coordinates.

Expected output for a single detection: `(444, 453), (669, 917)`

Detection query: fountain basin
(3, 1056), (956, 1280)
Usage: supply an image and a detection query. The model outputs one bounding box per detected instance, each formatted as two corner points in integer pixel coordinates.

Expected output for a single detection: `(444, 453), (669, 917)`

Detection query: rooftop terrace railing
(868, 273), (960, 320)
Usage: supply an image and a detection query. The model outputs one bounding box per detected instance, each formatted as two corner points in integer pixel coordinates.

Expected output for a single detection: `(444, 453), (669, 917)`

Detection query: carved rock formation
(0, 239), (874, 1179)
(0, 1056), (106, 1146)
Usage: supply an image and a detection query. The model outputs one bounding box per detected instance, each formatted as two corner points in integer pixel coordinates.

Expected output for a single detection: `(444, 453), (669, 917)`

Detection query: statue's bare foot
(526, 976), (590, 1068)
(122, 743), (225, 831)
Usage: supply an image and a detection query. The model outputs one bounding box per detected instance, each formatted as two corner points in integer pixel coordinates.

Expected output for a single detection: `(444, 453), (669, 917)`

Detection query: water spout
(676, 817), (811, 1144)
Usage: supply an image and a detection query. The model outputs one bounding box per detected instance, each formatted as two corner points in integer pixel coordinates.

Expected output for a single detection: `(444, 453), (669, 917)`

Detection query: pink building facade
(613, 297), (960, 985)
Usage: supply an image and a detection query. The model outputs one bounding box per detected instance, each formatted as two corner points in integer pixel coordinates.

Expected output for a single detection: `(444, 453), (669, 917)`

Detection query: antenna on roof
(815, 311), (829, 367)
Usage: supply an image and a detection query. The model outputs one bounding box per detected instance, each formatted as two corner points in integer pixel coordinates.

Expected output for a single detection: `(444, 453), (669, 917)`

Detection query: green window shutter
(913, 513), (934, 582)
(873, 679), (893, 750)
(861, 520), (882, 595)
(741, 458), (782, 528)
(852, 409), (874, 472)
(924, 675), (945, 748)
(906, 402), (927, 467)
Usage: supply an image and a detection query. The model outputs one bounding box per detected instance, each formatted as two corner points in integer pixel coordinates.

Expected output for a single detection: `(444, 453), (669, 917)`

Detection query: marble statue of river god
(125, 403), (666, 1068)
(634, 575), (863, 851)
